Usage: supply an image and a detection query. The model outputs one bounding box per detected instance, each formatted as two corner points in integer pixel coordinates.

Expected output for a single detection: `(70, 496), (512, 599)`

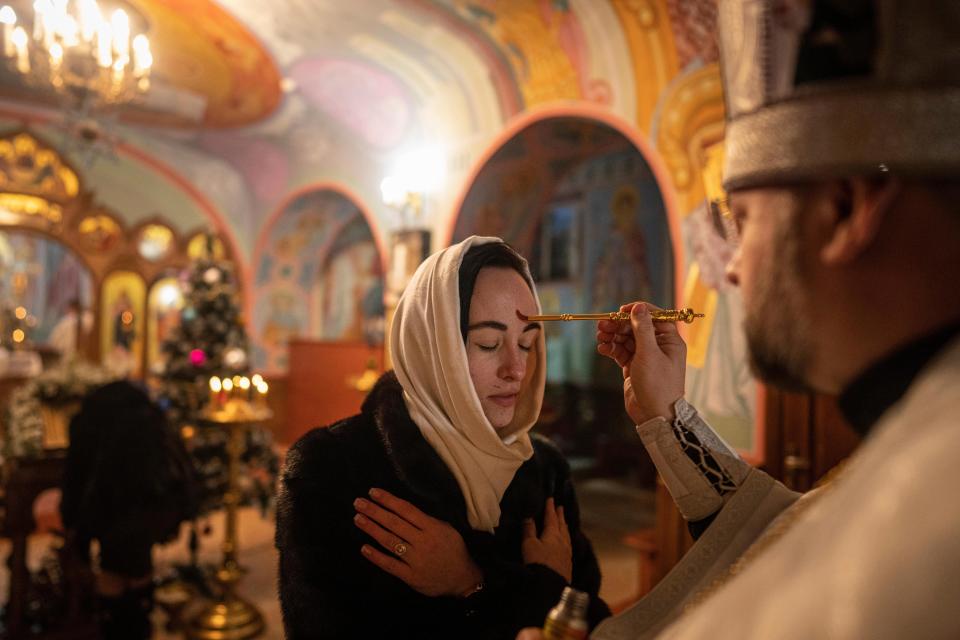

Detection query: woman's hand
(596, 301), (687, 424)
(521, 497), (572, 583)
(354, 488), (483, 598)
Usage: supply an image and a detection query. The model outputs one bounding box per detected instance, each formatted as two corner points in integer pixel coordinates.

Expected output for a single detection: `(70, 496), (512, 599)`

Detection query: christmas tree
(157, 240), (278, 516)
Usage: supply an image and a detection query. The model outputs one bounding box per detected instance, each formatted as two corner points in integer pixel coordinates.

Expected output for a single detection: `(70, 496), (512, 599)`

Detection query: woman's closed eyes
(475, 341), (534, 352)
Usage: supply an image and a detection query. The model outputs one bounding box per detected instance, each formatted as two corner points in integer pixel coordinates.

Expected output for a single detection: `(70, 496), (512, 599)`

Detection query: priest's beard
(743, 210), (814, 392)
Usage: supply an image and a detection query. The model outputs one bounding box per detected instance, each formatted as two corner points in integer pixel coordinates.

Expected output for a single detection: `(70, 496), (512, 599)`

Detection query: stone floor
(1, 476), (654, 638)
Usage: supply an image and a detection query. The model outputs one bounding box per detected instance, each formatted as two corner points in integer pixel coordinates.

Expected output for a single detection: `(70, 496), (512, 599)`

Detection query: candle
(209, 376), (222, 408)
(239, 376), (251, 401)
(0, 6), (16, 58)
(222, 376), (234, 401)
(255, 381), (268, 408)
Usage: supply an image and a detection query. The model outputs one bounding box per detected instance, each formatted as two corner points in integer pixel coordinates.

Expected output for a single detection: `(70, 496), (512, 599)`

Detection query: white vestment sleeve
(635, 398), (752, 521)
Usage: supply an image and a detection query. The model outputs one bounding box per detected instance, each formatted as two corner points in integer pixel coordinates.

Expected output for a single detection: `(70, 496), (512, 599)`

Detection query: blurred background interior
(0, 1), (861, 637)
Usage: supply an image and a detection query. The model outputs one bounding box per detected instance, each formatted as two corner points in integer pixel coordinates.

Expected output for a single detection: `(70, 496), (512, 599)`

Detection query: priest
(523, 0), (960, 638)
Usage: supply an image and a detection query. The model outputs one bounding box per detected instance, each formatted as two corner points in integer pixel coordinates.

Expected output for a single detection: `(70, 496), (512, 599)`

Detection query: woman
(60, 380), (197, 639)
(277, 236), (610, 639)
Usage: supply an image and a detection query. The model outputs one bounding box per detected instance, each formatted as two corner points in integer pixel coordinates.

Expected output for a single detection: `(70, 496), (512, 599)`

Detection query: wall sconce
(380, 176), (423, 228)
(380, 146), (444, 229)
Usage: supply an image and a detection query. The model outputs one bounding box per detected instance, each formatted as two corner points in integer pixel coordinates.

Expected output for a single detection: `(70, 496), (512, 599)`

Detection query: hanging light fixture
(0, 0), (152, 113)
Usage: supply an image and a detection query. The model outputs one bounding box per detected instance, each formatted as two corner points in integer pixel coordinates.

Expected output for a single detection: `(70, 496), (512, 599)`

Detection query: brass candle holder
(517, 307), (705, 323)
(187, 392), (272, 640)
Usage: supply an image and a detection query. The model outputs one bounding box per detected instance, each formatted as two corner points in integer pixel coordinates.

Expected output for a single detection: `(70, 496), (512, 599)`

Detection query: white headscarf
(390, 236), (546, 532)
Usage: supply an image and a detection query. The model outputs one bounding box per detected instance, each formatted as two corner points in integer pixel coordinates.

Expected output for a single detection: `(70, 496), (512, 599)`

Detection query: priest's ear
(819, 176), (901, 265)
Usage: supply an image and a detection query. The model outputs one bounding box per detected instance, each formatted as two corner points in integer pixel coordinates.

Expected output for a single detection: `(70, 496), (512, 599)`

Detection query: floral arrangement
(2, 361), (115, 465)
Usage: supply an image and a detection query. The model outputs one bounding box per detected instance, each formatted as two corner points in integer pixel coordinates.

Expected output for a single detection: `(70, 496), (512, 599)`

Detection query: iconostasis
(0, 129), (233, 379)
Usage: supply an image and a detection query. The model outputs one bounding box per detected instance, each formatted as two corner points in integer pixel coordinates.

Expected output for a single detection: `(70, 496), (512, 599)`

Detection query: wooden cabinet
(763, 388), (861, 492)
(284, 340), (385, 445)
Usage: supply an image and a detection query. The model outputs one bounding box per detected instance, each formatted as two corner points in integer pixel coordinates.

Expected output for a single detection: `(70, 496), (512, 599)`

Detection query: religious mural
(100, 271), (146, 378)
(146, 276), (186, 373)
(252, 190), (384, 373)
(680, 143), (756, 454)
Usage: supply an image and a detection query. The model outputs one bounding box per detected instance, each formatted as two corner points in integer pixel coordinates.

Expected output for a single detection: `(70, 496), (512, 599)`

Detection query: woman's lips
(489, 393), (518, 407)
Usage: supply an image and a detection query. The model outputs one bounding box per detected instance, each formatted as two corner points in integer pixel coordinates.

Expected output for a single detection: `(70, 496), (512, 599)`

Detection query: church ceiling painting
(287, 58), (415, 150)
(133, 0), (283, 128)
(444, 0), (605, 107)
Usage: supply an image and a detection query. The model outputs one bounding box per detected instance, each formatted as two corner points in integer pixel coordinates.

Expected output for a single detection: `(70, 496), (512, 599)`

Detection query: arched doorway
(451, 115), (676, 477)
(252, 186), (387, 443)
(252, 187), (386, 373)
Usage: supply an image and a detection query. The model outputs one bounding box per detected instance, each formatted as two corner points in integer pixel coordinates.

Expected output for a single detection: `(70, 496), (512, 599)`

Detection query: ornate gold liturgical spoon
(516, 307), (705, 323)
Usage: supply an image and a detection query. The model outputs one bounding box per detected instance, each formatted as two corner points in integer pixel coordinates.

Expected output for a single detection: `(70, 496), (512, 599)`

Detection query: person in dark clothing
(277, 237), (611, 639)
(60, 380), (198, 639)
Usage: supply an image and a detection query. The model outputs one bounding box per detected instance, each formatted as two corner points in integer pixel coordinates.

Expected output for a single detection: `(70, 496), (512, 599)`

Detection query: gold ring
(393, 542), (408, 557)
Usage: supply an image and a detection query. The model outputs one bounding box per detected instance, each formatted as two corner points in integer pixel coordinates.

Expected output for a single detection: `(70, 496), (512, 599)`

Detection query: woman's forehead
(470, 268), (536, 316)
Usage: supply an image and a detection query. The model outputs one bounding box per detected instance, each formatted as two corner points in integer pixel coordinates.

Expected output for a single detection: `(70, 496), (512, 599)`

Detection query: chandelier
(0, 0), (153, 112)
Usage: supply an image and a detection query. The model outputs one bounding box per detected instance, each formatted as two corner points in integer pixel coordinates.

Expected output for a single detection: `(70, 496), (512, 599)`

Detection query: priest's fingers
(596, 335), (635, 370)
(597, 302), (641, 335)
(368, 488), (432, 529)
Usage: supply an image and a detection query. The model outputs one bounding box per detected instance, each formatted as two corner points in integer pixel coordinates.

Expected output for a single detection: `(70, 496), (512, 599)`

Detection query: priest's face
(726, 187), (815, 391)
(465, 267), (541, 430)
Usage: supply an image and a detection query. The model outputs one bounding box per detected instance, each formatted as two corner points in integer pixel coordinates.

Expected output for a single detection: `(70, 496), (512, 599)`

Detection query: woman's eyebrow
(467, 321), (508, 332)
(466, 321), (542, 333)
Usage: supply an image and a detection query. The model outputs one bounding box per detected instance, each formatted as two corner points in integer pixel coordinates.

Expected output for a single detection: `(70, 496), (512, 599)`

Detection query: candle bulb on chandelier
(222, 376), (234, 401)
(110, 8), (128, 65)
(11, 25), (27, 73)
(132, 33), (150, 79)
(32, 0), (47, 42)
(0, 6), (15, 58)
(77, 0), (98, 44)
(39, 3), (55, 52)
(49, 41), (62, 67)
(96, 20), (111, 68)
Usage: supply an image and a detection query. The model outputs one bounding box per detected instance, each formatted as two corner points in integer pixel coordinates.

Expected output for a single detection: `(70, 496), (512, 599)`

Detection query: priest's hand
(597, 301), (686, 424)
(354, 488), (484, 598)
(521, 497), (572, 583)
(516, 629), (543, 640)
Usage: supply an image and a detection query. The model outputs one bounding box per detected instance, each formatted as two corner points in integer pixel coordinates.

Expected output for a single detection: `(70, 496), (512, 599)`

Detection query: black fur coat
(276, 372), (610, 639)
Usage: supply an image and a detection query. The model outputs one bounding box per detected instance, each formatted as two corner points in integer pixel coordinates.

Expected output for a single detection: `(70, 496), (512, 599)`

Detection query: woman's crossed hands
(354, 488), (483, 597)
(521, 497), (572, 583)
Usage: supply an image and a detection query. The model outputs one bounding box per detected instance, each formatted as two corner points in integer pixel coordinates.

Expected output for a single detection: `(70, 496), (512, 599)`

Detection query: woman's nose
(499, 347), (526, 380)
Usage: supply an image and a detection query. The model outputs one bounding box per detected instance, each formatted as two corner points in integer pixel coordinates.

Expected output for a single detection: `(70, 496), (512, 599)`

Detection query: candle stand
(186, 402), (272, 640)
